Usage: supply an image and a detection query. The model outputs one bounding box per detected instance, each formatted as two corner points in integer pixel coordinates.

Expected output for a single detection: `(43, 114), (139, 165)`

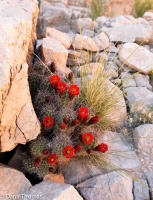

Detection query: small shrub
(132, 0), (153, 17)
(90, 0), (108, 20)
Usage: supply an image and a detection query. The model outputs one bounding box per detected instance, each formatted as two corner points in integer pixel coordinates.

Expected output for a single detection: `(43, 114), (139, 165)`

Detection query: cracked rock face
(0, 0), (40, 152)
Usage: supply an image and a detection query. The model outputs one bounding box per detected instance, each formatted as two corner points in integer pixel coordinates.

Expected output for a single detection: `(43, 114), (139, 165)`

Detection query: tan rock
(71, 18), (96, 33)
(72, 34), (99, 51)
(44, 173), (65, 183)
(119, 43), (153, 74)
(46, 27), (71, 49)
(24, 181), (83, 200)
(94, 32), (110, 51)
(42, 37), (71, 77)
(67, 50), (92, 66)
(103, 24), (152, 43)
(38, 1), (72, 37)
(0, 164), (31, 195)
(0, 0), (40, 152)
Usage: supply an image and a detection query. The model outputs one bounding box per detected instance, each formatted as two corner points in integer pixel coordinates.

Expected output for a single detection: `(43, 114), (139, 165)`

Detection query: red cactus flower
(50, 62), (56, 73)
(87, 149), (94, 155)
(63, 145), (75, 158)
(50, 75), (60, 87)
(69, 85), (79, 99)
(45, 96), (51, 103)
(42, 149), (49, 155)
(82, 133), (93, 145)
(72, 119), (80, 126)
(57, 82), (67, 94)
(78, 107), (89, 122)
(74, 145), (83, 153)
(49, 167), (54, 173)
(63, 117), (69, 124)
(48, 154), (58, 165)
(43, 116), (54, 128)
(96, 143), (108, 153)
(88, 116), (100, 125)
(60, 122), (67, 129)
(34, 159), (40, 167)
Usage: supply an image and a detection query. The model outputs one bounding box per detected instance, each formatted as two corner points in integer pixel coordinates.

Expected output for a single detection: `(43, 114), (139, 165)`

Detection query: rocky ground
(0, 0), (153, 200)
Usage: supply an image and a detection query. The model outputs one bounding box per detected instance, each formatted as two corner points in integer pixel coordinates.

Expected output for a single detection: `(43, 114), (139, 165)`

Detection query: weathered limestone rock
(77, 171), (133, 200)
(134, 124), (153, 153)
(71, 18), (96, 33)
(24, 181), (83, 200)
(94, 32), (110, 51)
(133, 179), (150, 200)
(119, 43), (153, 74)
(0, 164), (31, 196)
(72, 34), (99, 51)
(38, 1), (72, 37)
(103, 24), (152, 43)
(0, 0), (40, 152)
(41, 37), (71, 77)
(67, 50), (92, 66)
(125, 87), (153, 112)
(46, 27), (71, 49)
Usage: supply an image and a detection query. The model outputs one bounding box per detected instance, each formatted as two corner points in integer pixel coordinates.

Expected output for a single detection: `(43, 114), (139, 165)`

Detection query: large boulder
(0, 0), (40, 152)
(103, 24), (152, 43)
(125, 87), (153, 112)
(0, 164), (31, 196)
(24, 181), (83, 200)
(38, 1), (72, 37)
(77, 171), (133, 200)
(72, 34), (99, 52)
(46, 27), (71, 49)
(133, 124), (153, 153)
(119, 43), (153, 74)
(41, 37), (72, 77)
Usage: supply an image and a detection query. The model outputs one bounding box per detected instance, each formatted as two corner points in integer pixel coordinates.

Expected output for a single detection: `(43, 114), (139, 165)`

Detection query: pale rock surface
(71, 18), (96, 33)
(133, 179), (150, 200)
(103, 24), (152, 43)
(0, 164), (31, 196)
(42, 37), (71, 77)
(94, 32), (110, 51)
(46, 27), (71, 49)
(38, 1), (72, 37)
(133, 124), (153, 153)
(67, 50), (92, 66)
(99, 131), (140, 170)
(24, 181), (83, 200)
(125, 87), (153, 112)
(77, 171), (133, 200)
(143, 11), (153, 21)
(134, 73), (152, 90)
(121, 72), (136, 88)
(119, 43), (153, 74)
(72, 34), (99, 51)
(0, 0), (40, 152)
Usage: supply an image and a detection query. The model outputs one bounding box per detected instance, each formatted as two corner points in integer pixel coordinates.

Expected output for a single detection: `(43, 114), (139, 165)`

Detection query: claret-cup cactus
(24, 61), (123, 180)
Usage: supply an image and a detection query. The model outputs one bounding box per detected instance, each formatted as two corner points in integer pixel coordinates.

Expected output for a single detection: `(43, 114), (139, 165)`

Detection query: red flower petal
(42, 149), (49, 155)
(74, 145), (83, 153)
(48, 154), (58, 165)
(60, 122), (67, 129)
(88, 116), (100, 125)
(63, 117), (69, 124)
(82, 133), (93, 145)
(78, 107), (89, 122)
(34, 158), (40, 167)
(69, 85), (79, 98)
(63, 145), (75, 158)
(43, 116), (54, 128)
(97, 143), (108, 153)
(57, 82), (67, 94)
(50, 75), (60, 87)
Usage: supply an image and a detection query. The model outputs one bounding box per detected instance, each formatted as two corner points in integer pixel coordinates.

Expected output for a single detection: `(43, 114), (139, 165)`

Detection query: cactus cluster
(24, 61), (109, 179)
